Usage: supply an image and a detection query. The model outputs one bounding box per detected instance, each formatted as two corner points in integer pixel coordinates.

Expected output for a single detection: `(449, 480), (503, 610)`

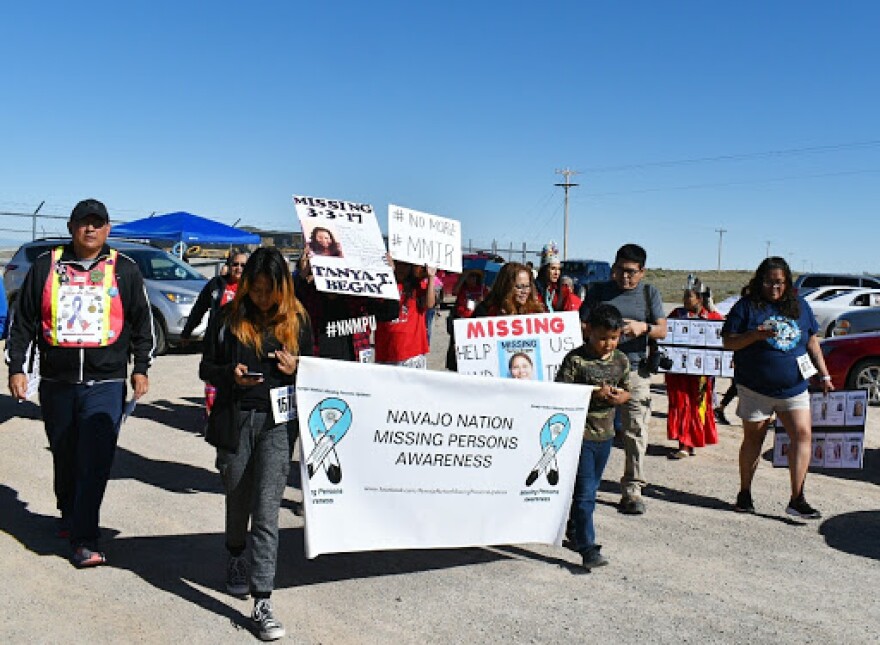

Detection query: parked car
(440, 254), (505, 301)
(800, 285), (860, 302)
(806, 288), (880, 337)
(820, 332), (880, 405)
(794, 273), (880, 290)
(560, 259), (612, 299)
(831, 306), (880, 336)
(3, 238), (208, 355)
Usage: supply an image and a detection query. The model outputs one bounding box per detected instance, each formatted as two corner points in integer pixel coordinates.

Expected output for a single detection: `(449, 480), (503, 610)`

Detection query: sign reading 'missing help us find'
(387, 204), (462, 273)
(453, 312), (583, 381)
(293, 195), (399, 300)
(296, 357), (591, 558)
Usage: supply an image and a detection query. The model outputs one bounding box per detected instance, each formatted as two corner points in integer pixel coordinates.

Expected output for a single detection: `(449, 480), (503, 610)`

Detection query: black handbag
(205, 391), (241, 452)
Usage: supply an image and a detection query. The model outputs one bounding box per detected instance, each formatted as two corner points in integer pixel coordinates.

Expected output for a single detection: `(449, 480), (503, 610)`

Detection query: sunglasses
(230, 262), (246, 268)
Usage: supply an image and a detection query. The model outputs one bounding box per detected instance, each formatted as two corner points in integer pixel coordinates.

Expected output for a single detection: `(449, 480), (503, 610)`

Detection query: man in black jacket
(6, 198), (154, 567)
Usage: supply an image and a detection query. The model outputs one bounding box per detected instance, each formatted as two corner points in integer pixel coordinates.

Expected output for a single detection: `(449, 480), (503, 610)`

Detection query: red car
(820, 332), (880, 405)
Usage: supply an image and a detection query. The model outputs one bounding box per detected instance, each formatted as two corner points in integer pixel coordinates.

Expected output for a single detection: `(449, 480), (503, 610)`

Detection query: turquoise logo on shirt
(765, 315), (801, 351)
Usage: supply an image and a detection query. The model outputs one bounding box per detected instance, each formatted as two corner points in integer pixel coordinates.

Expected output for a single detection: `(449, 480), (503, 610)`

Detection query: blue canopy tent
(109, 211), (260, 257)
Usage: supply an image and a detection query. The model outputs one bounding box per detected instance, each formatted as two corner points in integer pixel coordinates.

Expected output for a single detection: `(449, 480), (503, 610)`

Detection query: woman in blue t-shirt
(721, 257), (833, 519)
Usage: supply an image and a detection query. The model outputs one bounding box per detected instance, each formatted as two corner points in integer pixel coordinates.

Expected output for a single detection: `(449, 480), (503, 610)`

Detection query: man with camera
(579, 244), (667, 515)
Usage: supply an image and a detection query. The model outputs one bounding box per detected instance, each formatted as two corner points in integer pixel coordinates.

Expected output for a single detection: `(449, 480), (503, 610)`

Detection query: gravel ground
(1, 311), (878, 644)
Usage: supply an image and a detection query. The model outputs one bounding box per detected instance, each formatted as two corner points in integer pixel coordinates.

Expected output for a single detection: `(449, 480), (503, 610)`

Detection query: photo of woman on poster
(308, 226), (344, 257)
(508, 352), (535, 380)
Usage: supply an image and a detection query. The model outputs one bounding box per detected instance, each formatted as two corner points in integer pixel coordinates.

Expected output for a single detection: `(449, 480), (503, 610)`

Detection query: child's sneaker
(734, 490), (755, 513)
(786, 494), (821, 519)
(252, 598), (285, 641)
(581, 547), (609, 571)
(226, 554), (250, 597)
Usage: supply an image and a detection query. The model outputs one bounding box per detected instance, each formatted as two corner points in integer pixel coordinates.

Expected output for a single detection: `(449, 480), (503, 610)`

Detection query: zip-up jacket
(5, 243), (154, 382)
(180, 274), (230, 340)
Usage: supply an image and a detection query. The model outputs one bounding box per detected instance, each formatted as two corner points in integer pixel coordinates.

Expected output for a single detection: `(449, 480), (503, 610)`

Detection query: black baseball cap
(70, 199), (109, 224)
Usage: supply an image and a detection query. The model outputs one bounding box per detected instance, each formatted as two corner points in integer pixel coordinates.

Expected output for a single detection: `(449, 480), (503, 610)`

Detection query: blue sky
(2, 1), (878, 272)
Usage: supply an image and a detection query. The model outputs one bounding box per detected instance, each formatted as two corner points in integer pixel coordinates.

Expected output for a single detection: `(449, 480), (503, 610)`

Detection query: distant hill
(645, 269), (753, 302)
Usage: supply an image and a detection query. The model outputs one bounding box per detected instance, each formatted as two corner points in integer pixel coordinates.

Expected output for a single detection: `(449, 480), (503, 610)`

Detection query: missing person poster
(773, 389), (867, 469)
(452, 312), (583, 382)
(293, 195), (399, 300)
(657, 319), (733, 377)
(387, 204), (462, 273)
(296, 357), (591, 558)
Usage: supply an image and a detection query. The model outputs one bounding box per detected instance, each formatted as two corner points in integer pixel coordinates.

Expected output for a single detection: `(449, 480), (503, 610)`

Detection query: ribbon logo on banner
(305, 397), (352, 484)
(525, 413), (571, 487)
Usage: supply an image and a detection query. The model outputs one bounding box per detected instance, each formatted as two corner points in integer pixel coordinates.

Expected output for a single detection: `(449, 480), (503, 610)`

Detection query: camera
(640, 346), (673, 374)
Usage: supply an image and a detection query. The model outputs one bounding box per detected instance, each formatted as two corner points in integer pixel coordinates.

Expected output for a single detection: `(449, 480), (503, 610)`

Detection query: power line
(582, 139), (880, 173)
(575, 168), (880, 200)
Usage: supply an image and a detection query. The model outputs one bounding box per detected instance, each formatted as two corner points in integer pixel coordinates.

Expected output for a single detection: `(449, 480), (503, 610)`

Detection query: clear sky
(2, 1), (878, 272)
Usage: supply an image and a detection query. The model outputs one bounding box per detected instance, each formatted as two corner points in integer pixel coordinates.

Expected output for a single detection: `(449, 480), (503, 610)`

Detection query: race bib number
(270, 385), (297, 424)
(797, 353), (818, 380)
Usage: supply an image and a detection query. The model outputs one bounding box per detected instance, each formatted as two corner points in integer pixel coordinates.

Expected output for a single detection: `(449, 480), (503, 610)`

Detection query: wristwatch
(645, 323), (653, 337)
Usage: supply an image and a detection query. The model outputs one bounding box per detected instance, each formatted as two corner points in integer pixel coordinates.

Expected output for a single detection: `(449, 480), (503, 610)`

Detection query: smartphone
(243, 371), (264, 379)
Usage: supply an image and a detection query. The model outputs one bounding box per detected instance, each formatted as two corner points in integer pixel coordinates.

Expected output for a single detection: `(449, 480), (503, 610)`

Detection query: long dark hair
(743, 256), (800, 319)
(309, 226), (343, 256)
(228, 247), (307, 355)
(395, 261), (423, 302)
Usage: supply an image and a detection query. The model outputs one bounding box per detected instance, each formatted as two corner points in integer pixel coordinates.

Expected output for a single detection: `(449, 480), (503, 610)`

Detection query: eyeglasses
(614, 266), (642, 277)
(230, 263), (246, 268)
(514, 284), (531, 291)
(763, 281), (786, 289)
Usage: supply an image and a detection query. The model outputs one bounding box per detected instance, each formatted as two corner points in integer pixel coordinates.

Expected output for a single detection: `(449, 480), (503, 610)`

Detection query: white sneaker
(252, 598), (285, 641)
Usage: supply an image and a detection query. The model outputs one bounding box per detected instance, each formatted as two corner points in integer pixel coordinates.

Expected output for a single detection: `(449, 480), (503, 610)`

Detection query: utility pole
(765, 240), (771, 258)
(715, 227), (727, 271)
(554, 168), (580, 260)
(32, 201), (45, 241)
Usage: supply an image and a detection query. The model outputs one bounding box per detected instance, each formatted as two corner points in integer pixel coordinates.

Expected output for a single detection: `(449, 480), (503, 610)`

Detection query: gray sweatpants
(216, 410), (296, 595)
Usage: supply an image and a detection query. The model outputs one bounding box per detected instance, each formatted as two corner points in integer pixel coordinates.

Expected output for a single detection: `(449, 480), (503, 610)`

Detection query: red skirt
(665, 373), (718, 448)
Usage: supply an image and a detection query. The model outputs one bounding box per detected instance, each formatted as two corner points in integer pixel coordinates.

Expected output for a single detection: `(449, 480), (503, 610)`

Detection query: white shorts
(736, 384), (810, 422)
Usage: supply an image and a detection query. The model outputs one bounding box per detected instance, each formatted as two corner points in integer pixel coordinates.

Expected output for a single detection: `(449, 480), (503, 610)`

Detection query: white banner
(293, 195), (398, 300)
(387, 204), (462, 272)
(296, 357), (591, 558)
(452, 311), (583, 381)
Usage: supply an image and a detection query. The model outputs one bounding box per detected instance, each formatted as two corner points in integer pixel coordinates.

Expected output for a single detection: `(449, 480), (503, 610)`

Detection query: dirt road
(1, 314), (878, 644)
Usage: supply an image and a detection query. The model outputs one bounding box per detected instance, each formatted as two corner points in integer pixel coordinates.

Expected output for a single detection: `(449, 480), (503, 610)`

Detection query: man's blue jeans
(572, 437), (613, 552)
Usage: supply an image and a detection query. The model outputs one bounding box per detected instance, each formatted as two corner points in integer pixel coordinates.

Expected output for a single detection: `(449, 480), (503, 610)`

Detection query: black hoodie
(5, 243), (154, 382)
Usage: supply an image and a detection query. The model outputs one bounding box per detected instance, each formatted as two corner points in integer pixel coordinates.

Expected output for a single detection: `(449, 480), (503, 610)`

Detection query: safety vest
(41, 247), (124, 347)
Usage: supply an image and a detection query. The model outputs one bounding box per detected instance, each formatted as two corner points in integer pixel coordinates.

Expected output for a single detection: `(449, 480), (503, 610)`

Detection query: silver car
(3, 238), (207, 354)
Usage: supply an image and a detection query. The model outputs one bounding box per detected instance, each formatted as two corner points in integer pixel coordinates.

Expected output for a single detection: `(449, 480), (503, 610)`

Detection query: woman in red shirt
(374, 260), (436, 368)
(454, 270), (490, 319)
(535, 242), (581, 312)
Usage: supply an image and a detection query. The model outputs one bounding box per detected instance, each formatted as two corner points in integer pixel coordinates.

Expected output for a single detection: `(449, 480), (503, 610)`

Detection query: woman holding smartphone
(200, 247), (312, 641)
